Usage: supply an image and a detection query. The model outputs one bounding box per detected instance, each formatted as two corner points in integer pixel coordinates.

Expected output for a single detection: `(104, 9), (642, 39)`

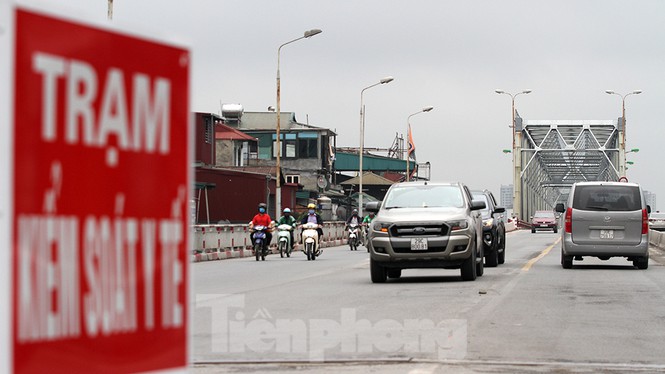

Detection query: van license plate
(600, 230), (614, 239)
(411, 238), (428, 250)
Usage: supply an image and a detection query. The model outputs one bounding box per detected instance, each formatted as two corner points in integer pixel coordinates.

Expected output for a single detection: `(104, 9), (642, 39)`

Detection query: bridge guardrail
(196, 219), (653, 262)
(192, 221), (350, 262)
(650, 229), (665, 250)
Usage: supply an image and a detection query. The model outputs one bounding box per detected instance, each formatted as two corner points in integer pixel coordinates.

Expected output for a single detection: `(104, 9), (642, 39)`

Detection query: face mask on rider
(259, 207), (266, 213)
(308, 209), (315, 214)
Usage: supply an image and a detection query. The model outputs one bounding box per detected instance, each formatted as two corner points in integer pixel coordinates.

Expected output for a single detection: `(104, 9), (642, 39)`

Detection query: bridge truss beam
(515, 119), (622, 220)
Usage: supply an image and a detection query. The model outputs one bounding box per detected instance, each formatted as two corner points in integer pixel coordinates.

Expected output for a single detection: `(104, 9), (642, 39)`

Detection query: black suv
(471, 190), (506, 267)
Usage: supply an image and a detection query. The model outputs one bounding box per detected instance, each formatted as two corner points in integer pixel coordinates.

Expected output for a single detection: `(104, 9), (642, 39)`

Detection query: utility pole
(108, 0), (113, 20)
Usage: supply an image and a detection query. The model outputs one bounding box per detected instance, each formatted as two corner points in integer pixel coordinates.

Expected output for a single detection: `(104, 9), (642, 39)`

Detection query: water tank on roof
(221, 104), (244, 120)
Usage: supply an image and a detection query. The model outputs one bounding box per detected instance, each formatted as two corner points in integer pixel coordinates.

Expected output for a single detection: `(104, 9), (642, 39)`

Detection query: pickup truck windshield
(384, 185), (464, 209)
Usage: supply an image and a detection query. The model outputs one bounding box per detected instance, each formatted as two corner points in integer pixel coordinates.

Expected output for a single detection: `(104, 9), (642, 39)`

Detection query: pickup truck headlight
(448, 220), (468, 231)
(373, 222), (390, 233)
(483, 218), (494, 228)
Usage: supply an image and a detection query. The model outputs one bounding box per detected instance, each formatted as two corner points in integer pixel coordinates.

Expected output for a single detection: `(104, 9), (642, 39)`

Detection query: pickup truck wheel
(497, 232), (506, 265)
(461, 247), (477, 281)
(485, 241), (499, 268)
(370, 258), (387, 283)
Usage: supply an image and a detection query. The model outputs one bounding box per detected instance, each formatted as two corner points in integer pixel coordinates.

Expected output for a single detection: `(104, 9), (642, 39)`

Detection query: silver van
(555, 182), (651, 269)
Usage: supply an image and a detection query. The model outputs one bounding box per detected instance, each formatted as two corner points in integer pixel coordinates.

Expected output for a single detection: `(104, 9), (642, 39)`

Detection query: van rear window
(572, 185), (641, 212)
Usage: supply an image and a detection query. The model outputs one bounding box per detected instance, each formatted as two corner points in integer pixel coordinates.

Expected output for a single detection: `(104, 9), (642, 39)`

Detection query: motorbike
(347, 223), (360, 251)
(277, 224), (294, 258)
(301, 222), (322, 261)
(361, 224), (370, 251)
(251, 225), (270, 261)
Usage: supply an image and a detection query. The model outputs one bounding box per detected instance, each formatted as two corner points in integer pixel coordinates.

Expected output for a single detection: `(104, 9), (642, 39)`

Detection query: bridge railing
(191, 221), (350, 262)
(191, 218), (557, 262)
(649, 230), (665, 251)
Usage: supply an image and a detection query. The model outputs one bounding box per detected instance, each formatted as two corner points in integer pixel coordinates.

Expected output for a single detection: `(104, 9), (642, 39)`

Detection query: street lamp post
(359, 76), (394, 217)
(495, 89), (531, 220)
(406, 106), (434, 181)
(275, 29), (322, 216)
(605, 90), (642, 178)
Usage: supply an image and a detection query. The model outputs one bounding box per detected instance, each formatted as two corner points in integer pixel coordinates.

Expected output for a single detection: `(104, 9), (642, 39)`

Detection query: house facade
(221, 107), (337, 193)
(192, 111), (297, 222)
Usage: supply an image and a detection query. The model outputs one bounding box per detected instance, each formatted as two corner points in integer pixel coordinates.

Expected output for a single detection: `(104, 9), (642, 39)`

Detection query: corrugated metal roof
(215, 123), (257, 141)
(334, 151), (411, 172)
(230, 112), (336, 135)
(219, 165), (276, 177)
(341, 172), (396, 186)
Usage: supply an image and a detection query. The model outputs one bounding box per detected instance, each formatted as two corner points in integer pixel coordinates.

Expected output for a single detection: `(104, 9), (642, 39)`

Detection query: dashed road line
(521, 238), (561, 271)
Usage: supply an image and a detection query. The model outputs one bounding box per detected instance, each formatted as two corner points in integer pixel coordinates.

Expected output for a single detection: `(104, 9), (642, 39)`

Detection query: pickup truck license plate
(411, 238), (428, 250)
(600, 229), (614, 239)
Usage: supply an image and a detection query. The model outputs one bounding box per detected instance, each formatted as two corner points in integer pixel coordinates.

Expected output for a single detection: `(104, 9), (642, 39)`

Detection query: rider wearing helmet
(249, 202), (273, 249)
(277, 207), (297, 249)
(300, 203), (324, 243)
(361, 211), (376, 245)
(362, 211), (376, 225)
(346, 208), (361, 226)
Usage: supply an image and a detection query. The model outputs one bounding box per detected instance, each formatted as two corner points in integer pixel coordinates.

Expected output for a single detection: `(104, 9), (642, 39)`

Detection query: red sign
(11, 7), (190, 373)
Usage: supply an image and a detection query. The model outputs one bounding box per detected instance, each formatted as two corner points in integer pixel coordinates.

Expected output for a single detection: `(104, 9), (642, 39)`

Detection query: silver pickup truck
(365, 181), (486, 282)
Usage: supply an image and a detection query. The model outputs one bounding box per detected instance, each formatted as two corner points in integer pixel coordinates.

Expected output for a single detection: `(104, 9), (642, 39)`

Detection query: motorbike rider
(346, 209), (361, 226)
(300, 203), (324, 243)
(362, 211), (376, 225)
(249, 202), (273, 249)
(346, 208), (361, 244)
(277, 207), (297, 250)
(361, 211), (376, 244)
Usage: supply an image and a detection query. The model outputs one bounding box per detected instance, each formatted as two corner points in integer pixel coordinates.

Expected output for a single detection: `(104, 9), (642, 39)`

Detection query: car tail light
(565, 207), (572, 233)
(642, 209), (648, 234)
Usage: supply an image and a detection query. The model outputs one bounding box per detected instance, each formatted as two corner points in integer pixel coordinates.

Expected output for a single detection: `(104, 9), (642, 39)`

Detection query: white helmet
(283, 208), (291, 213)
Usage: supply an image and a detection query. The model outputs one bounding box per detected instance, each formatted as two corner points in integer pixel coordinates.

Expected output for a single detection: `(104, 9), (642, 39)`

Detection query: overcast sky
(25, 0), (665, 209)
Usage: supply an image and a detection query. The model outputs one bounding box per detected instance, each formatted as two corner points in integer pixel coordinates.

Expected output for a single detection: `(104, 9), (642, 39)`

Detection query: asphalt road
(191, 230), (665, 373)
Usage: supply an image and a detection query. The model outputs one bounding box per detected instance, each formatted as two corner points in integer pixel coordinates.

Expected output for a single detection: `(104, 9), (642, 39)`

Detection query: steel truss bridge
(515, 117), (623, 220)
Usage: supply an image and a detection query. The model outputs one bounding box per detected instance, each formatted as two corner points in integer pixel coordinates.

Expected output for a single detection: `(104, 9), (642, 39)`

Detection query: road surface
(191, 230), (665, 373)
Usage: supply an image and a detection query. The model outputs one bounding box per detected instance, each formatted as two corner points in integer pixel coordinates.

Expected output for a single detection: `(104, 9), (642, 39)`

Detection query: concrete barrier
(191, 219), (540, 263)
(651, 230), (665, 251)
(192, 221), (350, 262)
(650, 230), (658, 246)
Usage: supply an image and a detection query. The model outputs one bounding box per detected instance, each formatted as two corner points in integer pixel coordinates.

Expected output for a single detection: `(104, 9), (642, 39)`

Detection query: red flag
(407, 124), (416, 161)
